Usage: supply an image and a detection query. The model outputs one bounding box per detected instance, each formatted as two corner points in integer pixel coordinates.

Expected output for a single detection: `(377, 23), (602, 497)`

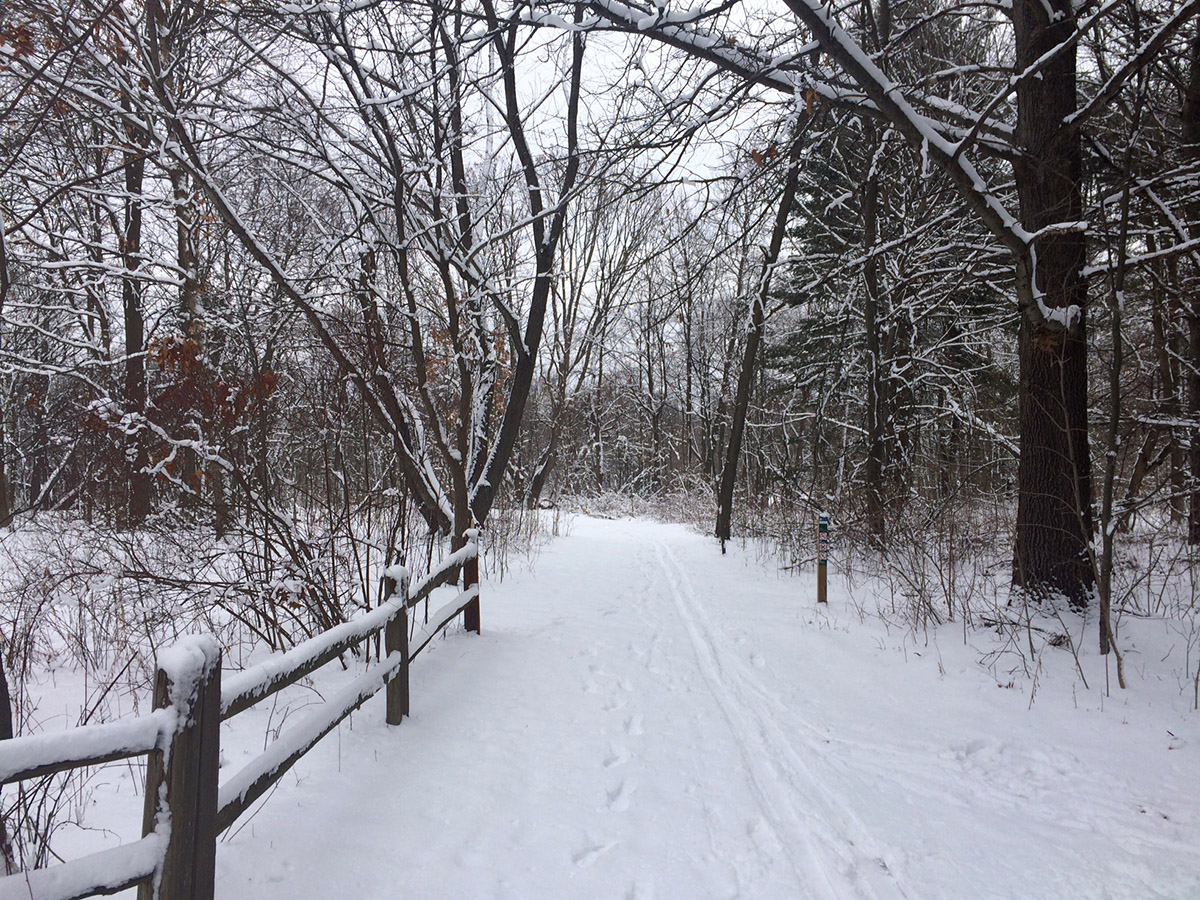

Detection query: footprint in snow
(263, 863), (290, 884)
(603, 742), (630, 769)
(606, 779), (637, 812)
(624, 713), (644, 736)
(572, 841), (618, 868)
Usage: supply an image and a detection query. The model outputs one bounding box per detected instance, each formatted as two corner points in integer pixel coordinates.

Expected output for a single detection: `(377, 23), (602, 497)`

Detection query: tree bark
(1010, 0), (1093, 605)
(1183, 22), (1200, 544)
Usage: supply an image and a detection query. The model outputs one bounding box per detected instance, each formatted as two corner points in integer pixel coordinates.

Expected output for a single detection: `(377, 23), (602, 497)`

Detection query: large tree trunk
(1010, 0), (1093, 605)
(1183, 23), (1200, 545)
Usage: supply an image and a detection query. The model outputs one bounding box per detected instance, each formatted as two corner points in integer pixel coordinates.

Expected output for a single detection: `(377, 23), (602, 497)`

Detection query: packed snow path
(216, 518), (1200, 899)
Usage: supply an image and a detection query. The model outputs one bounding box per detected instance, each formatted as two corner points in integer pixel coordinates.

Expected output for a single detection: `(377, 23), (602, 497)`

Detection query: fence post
(384, 565), (411, 726)
(462, 528), (480, 635)
(140, 636), (221, 900)
(817, 513), (829, 605)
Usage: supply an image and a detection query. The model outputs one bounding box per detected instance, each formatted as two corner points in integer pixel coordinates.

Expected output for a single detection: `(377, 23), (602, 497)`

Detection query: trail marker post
(817, 513), (829, 605)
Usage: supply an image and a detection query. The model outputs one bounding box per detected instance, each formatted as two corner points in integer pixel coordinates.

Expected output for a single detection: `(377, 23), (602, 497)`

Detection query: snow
(209, 518), (1199, 900)
(383, 563), (410, 585)
(0, 710), (170, 786)
(157, 636), (221, 712)
(5, 518), (1198, 899)
(1038, 299), (1082, 330)
(217, 650), (407, 818)
(0, 835), (163, 900)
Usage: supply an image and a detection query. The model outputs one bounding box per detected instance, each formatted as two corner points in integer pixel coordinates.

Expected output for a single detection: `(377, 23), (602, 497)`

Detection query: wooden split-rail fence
(0, 531), (482, 900)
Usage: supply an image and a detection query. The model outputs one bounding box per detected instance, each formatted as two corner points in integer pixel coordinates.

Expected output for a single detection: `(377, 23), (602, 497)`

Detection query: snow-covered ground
(205, 516), (1198, 900)
(10, 515), (1200, 899)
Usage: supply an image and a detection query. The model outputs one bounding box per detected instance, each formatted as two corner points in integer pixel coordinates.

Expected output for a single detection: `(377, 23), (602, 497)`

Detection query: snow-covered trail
(214, 517), (1200, 900)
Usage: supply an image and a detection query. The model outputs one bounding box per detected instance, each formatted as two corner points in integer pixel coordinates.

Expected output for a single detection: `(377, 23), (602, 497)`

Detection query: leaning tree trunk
(1010, 0), (1093, 605)
(715, 289), (766, 549)
(525, 411), (562, 510)
(716, 133), (805, 548)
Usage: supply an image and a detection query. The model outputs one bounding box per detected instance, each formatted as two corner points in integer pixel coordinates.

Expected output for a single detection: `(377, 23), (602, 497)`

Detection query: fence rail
(0, 532), (481, 900)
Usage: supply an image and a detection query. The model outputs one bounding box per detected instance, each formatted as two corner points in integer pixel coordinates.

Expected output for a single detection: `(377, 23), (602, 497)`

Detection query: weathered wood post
(384, 564), (411, 726)
(140, 636), (221, 900)
(817, 513), (829, 605)
(463, 528), (481, 634)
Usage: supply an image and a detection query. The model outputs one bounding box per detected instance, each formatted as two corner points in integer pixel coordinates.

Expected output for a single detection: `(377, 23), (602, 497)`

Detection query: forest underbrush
(711, 488), (1200, 709)
(0, 499), (557, 871)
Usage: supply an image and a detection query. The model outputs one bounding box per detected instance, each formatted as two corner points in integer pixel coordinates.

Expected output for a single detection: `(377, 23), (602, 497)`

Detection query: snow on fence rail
(0, 532), (482, 900)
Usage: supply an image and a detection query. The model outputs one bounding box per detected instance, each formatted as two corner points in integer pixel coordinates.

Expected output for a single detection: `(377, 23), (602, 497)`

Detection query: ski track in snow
(650, 540), (909, 900)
